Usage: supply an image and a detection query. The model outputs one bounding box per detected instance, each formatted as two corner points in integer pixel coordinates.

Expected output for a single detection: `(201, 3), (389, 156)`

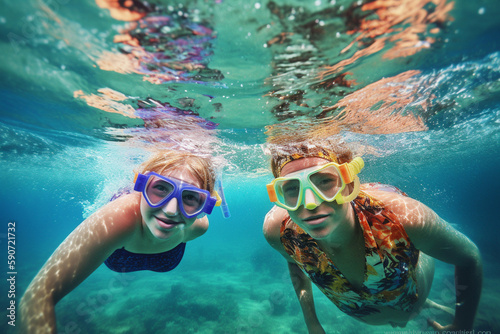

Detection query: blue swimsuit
(104, 243), (186, 273)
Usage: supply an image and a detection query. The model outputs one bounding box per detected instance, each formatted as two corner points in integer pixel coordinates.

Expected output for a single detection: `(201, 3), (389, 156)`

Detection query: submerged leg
(423, 299), (455, 316)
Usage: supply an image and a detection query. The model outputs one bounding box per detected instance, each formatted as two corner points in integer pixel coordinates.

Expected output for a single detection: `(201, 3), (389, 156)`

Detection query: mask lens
(181, 189), (207, 215)
(309, 166), (343, 200)
(276, 179), (301, 209)
(145, 176), (175, 206)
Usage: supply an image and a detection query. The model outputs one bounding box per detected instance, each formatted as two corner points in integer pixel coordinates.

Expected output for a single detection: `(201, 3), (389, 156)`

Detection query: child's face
(140, 168), (201, 241)
(281, 157), (353, 241)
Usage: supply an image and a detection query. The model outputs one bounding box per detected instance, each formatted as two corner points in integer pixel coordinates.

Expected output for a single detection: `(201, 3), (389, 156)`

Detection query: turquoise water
(1, 0), (499, 333)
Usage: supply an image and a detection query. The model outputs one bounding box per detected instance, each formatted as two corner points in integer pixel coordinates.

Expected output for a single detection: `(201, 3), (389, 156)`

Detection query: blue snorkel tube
(217, 172), (231, 219)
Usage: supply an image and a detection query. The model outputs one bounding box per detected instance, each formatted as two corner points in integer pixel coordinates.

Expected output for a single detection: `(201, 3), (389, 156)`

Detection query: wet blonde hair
(137, 150), (216, 193)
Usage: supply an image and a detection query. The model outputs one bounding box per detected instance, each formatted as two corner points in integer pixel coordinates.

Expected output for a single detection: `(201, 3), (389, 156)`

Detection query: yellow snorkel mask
(266, 157), (364, 211)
